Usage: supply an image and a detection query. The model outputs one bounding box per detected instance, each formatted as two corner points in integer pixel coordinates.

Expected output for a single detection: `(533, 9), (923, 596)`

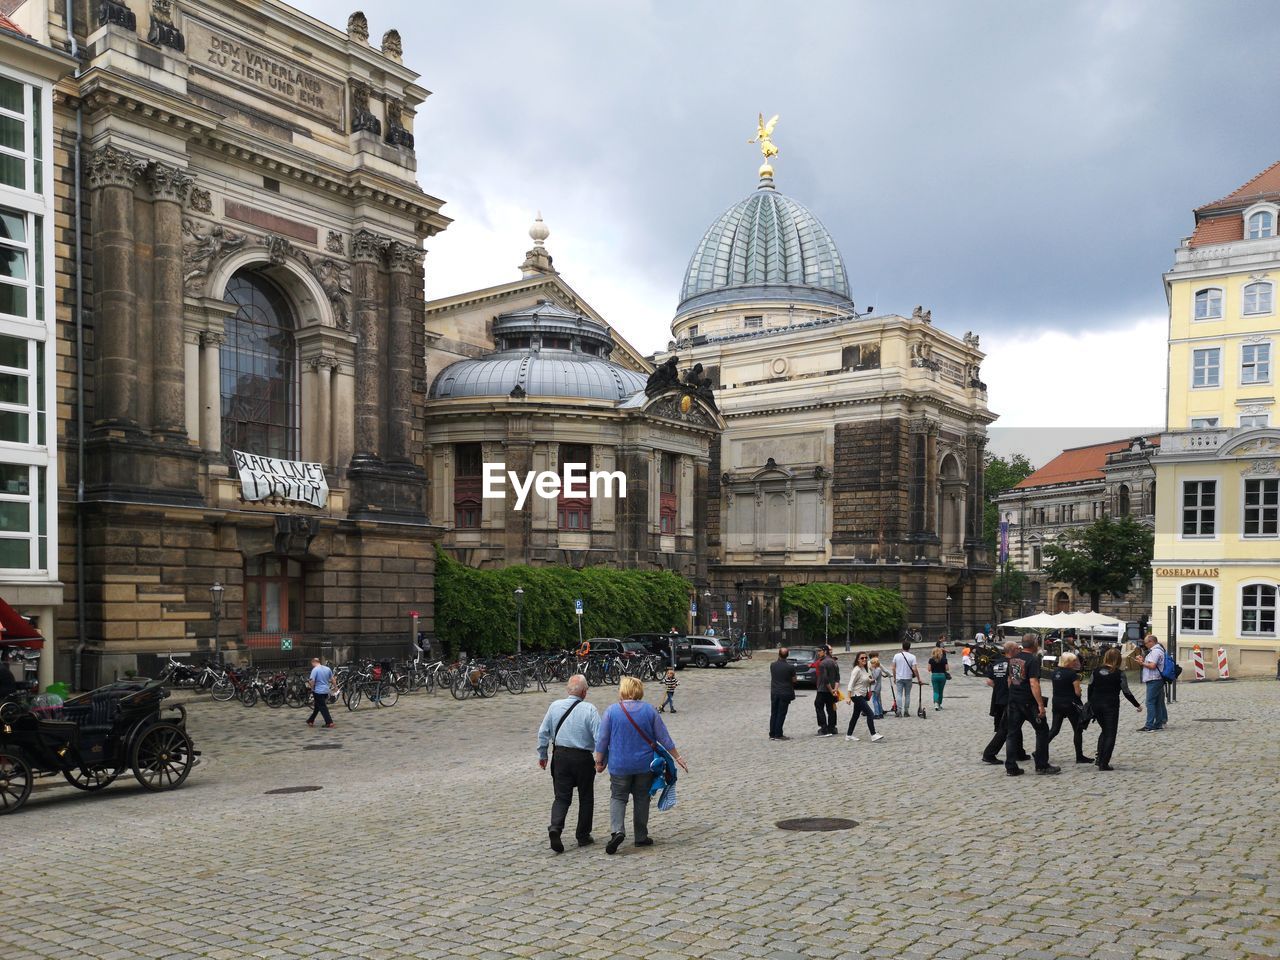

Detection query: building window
(1246, 210), (1275, 240)
(744, 315), (763, 329)
(558, 443), (591, 531)
(1031, 545), (1042, 569)
(1147, 481), (1156, 517)
(1241, 342), (1271, 384)
(687, 325), (698, 337)
(0, 76), (41, 195)
(1244, 478), (1279, 538)
(453, 442), (482, 528)
(542, 335), (571, 350)
(1118, 484), (1130, 516)
(1193, 288), (1223, 320)
(659, 452), (678, 533)
(1192, 347), (1220, 388)
(1241, 583), (1277, 635)
(1182, 480), (1216, 537)
(221, 271), (298, 460)
(244, 556), (304, 639)
(1190, 417), (1219, 429)
(0, 464), (46, 571)
(1243, 281), (1273, 316)
(0, 208), (42, 326)
(1240, 413), (1270, 428)
(1180, 583), (1214, 633)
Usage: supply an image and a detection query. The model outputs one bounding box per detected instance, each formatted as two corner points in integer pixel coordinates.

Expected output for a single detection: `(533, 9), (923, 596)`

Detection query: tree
(992, 566), (1029, 607)
(1042, 516), (1154, 612)
(983, 453), (1036, 554)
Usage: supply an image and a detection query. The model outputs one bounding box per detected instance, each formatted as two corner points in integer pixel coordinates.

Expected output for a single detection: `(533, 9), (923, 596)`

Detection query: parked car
(686, 635), (731, 668)
(626, 633), (693, 667)
(585, 638), (626, 658)
(786, 647), (819, 688)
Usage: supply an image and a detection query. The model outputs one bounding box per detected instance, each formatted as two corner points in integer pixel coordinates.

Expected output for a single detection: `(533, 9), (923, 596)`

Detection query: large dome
(677, 178), (852, 319)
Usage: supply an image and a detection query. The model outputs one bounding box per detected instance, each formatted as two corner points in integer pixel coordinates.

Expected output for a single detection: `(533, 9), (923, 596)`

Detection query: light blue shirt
(537, 695), (600, 760)
(1141, 645), (1165, 683)
(309, 664), (332, 695)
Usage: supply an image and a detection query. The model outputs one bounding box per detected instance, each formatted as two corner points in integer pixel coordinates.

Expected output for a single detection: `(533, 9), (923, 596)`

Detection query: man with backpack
(1139, 634), (1172, 732)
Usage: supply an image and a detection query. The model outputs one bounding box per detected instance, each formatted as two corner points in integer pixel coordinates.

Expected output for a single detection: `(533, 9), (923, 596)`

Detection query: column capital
(87, 144), (147, 190)
(145, 162), (194, 204)
(352, 229), (391, 263)
(308, 353), (340, 371)
(388, 241), (425, 273)
(200, 330), (225, 348)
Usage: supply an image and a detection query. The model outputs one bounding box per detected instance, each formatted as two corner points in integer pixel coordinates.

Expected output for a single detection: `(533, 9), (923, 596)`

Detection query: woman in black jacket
(1046, 652), (1092, 764)
(1086, 647), (1143, 771)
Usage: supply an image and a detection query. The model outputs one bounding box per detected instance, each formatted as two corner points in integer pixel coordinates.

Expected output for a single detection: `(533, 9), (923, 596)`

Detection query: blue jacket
(596, 700), (676, 776)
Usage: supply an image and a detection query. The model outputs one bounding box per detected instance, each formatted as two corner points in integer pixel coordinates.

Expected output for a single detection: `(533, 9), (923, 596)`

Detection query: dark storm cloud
(302, 0), (1280, 338)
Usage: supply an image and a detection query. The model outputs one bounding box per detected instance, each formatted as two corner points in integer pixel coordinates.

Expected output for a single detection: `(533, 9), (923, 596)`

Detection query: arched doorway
(221, 269), (299, 459)
(939, 454), (965, 551)
(1054, 590), (1070, 613)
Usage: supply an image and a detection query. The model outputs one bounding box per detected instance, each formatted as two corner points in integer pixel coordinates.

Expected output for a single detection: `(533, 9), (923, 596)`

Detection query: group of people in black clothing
(982, 633), (1143, 774)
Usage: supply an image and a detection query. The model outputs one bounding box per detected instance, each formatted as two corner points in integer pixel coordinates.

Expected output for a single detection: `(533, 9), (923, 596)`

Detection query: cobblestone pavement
(5, 662), (1279, 960)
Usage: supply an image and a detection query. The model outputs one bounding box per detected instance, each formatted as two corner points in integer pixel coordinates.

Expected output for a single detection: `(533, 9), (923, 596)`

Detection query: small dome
(677, 180), (852, 319)
(529, 211), (550, 245)
(429, 300), (648, 402)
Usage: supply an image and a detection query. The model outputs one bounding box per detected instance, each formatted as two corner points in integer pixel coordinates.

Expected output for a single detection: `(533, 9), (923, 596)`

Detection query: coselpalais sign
(1154, 567), (1221, 578)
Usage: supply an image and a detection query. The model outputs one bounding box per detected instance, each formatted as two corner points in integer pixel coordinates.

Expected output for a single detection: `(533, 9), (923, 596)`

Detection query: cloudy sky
(303, 0), (1280, 460)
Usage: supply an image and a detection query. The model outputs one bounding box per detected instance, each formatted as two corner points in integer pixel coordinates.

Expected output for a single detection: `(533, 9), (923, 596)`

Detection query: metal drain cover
(776, 817), (859, 832)
(265, 785), (323, 795)
(1192, 718), (1237, 723)
(303, 744), (343, 750)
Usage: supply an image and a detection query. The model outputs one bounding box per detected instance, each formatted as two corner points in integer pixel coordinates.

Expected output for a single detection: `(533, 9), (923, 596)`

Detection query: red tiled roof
(0, 12), (24, 35)
(1197, 160), (1280, 213)
(1013, 436), (1160, 490)
(1189, 214), (1244, 248)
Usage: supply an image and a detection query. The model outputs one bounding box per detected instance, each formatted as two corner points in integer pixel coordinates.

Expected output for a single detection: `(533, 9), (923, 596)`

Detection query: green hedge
(434, 549), (692, 656)
(780, 582), (907, 644)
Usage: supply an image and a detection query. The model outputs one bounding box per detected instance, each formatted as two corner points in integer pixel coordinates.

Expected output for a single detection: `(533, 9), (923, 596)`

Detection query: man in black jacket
(813, 646), (840, 737)
(769, 648), (797, 741)
(981, 640), (1030, 764)
(1004, 634), (1059, 776)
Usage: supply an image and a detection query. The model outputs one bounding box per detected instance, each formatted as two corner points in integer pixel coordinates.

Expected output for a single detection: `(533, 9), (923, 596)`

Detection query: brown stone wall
(830, 417), (911, 559)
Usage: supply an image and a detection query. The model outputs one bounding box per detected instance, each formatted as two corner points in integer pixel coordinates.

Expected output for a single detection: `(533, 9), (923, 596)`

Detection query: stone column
(310, 355), (336, 467)
(87, 145), (147, 429)
(387, 242), (423, 464)
(331, 359), (356, 471)
(351, 229), (387, 462)
(146, 162), (194, 439)
(183, 329), (201, 438)
(199, 331), (224, 451)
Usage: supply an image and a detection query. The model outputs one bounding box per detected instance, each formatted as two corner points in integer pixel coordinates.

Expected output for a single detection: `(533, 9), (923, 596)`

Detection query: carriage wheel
(0, 752), (32, 813)
(130, 722), (195, 791)
(64, 765), (122, 791)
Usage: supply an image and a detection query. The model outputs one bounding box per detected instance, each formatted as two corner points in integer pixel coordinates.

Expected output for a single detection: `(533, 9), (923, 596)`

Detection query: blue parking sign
(574, 599), (584, 616)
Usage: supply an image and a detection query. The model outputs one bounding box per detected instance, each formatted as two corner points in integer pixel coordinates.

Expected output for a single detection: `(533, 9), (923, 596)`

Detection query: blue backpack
(1158, 647), (1180, 682)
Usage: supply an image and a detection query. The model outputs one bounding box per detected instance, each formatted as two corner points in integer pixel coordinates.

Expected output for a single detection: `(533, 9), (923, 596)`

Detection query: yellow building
(1154, 162), (1280, 677)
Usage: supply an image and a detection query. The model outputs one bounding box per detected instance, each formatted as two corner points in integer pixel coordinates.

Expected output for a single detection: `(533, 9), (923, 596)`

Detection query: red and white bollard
(1192, 645), (1205, 681)
(1216, 646), (1231, 680)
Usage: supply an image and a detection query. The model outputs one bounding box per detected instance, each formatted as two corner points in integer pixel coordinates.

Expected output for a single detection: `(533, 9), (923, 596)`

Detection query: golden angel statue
(748, 113), (780, 162)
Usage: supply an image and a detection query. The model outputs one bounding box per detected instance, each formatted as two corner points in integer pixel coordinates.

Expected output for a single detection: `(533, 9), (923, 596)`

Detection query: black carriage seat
(62, 686), (150, 735)
(8, 713), (80, 750)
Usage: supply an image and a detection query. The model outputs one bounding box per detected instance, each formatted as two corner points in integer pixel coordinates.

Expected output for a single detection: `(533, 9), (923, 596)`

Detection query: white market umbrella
(1000, 611), (1061, 629)
(1054, 611), (1124, 629)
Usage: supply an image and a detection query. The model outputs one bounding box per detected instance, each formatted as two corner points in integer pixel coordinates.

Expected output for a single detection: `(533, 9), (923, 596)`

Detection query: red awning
(0, 596), (43, 648)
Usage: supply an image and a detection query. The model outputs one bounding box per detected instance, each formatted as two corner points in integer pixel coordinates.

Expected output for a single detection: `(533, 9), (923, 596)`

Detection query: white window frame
(1242, 476), (1279, 539)
(1191, 346), (1221, 388)
(1244, 203), (1278, 240)
(1239, 580), (1278, 637)
(1240, 413), (1270, 428)
(1241, 341), (1271, 385)
(1180, 478), (1217, 540)
(1193, 287), (1223, 321)
(0, 74), (36, 197)
(1242, 280), (1274, 317)
(1189, 417), (1219, 429)
(1178, 581), (1216, 636)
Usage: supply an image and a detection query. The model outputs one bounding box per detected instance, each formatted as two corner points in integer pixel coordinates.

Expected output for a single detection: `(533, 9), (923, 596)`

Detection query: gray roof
(431, 353), (647, 401)
(677, 179), (852, 318)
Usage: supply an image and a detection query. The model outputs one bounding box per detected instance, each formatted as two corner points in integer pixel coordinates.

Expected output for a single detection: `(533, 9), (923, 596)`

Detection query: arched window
(1118, 484), (1130, 516)
(1179, 583), (1214, 633)
(221, 271), (298, 459)
(1247, 210), (1275, 240)
(1147, 480), (1156, 516)
(1193, 288), (1223, 320)
(1241, 583), (1276, 635)
(1243, 281), (1273, 316)
(1054, 590), (1070, 613)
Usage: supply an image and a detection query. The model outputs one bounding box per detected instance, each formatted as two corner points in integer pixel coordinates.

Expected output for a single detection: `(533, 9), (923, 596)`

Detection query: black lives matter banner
(233, 451), (329, 508)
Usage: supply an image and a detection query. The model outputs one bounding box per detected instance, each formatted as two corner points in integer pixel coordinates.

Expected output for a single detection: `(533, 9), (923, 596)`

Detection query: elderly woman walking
(594, 677), (687, 854)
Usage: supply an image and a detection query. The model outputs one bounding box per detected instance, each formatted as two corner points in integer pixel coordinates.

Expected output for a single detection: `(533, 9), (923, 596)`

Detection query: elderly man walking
(1138, 634), (1169, 732)
(537, 675), (601, 853)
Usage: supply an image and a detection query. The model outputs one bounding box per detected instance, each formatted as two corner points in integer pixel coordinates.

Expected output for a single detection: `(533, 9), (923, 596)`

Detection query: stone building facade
(424, 224), (722, 581)
(656, 162), (996, 641)
(995, 436), (1156, 623)
(27, 0), (448, 682)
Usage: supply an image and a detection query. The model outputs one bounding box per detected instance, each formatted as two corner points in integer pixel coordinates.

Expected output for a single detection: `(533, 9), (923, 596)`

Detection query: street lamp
(945, 592), (953, 640)
(514, 587), (524, 656)
(844, 596), (853, 652)
(209, 581), (225, 663)
(703, 589), (711, 634)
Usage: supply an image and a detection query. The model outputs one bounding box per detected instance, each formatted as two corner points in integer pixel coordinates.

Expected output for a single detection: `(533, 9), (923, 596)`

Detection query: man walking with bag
(1138, 634), (1170, 732)
(893, 641), (921, 718)
(537, 675), (601, 853)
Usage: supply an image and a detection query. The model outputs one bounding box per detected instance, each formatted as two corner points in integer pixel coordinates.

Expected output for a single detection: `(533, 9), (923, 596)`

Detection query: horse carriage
(0, 678), (198, 814)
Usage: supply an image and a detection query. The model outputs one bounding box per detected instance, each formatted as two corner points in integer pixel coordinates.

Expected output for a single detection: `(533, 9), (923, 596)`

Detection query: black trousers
(1005, 699), (1049, 770)
(983, 705), (1008, 760)
(307, 692), (333, 725)
(845, 695), (876, 736)
(814, 691), (836, 732)
(769, 695), (793, 738)
(1047, 700), (1087, 759)
(1094, 704), (1120, 767)
(549, 747), (595, 840)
